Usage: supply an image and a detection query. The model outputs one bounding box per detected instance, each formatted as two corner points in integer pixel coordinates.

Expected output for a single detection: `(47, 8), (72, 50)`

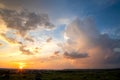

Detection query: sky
(0, 0), (120, 69)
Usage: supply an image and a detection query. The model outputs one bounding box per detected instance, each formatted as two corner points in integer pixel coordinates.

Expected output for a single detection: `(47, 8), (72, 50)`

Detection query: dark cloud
(104, 52), (120, 64)
(19, 45), (34, 55)
(34, 47), (40, 53)
(46, 37), (52, 42)
(98, 34), (120, 49)
(0, 8), (54, 36)
(25, 36), (34, 42)
(64, 51), (88, 59)
(50, 51), (60, 58)
(0, 33), (34, 55)
(0, 0), (54, 8)
(0, 33), (19, 44)
(54, 51), (60, 56)
(0, 0), (22, 9)
(0, 33), (37, 55)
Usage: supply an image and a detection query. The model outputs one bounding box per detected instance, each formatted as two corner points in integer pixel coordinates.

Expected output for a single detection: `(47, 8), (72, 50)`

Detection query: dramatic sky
(0, 0), (120, 69)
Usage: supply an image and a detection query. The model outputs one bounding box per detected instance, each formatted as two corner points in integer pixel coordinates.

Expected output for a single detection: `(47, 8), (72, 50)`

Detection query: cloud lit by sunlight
(0, 0), (120, 69)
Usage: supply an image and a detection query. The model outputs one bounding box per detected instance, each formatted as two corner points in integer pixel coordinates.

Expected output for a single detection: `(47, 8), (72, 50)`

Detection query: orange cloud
(0, 43), (2, 46)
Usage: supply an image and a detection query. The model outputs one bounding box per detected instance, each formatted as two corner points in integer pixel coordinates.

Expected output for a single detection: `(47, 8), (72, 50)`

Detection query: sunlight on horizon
(18, 62), (26, 70)
(0, 0), (120, 69)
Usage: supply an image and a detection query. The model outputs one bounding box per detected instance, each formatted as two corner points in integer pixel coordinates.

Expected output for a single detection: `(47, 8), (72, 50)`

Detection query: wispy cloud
(19, 45), (34, 55)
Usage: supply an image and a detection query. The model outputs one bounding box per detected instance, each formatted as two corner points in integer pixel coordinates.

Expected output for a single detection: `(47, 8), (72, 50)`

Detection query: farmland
(0, 69), (119, 80)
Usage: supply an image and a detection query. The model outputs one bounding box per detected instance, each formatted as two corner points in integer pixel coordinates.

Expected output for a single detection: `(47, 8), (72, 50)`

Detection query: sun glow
(18, 62), (26, 69)
(19, 65), (23, 69)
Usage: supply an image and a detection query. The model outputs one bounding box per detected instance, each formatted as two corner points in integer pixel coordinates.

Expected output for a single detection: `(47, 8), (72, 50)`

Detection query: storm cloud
(62, 17), (120, 68)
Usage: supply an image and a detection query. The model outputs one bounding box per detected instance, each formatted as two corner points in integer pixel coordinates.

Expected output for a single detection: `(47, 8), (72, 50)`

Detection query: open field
(0, 69), (119, 80)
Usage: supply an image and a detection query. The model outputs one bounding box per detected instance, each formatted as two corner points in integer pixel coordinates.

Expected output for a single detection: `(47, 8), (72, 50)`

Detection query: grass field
(0, 69), (119, 80)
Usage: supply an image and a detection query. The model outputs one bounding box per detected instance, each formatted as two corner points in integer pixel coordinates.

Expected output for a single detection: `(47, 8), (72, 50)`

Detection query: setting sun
(0, 0), (120, 70)
(18, 62), (26, 69)
(19, 65), (23, 69)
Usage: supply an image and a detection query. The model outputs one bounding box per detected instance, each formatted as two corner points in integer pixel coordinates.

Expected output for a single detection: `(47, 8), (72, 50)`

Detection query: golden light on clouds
(0, 19), (8, 33)
(0, 0), (120, 69)
(0, 3), (5, 8)
(0, 43), (2, 46)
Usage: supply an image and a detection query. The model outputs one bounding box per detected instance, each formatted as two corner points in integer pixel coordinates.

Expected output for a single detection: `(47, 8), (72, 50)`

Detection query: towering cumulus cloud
(0, 8), (54, 36)
(62, 17), (120, 68)
(62, 18), (99, 59)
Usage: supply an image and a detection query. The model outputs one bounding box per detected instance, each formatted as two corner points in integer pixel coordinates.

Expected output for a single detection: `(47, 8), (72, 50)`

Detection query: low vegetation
(0, 69), (119, 80)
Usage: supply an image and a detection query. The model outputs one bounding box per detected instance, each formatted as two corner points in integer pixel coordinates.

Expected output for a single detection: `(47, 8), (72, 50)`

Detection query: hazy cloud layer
(0, 0), (23, 9)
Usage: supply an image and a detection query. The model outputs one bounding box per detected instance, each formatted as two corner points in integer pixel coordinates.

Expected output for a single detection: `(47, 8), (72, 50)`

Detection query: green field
(0, 69), (119, 80)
